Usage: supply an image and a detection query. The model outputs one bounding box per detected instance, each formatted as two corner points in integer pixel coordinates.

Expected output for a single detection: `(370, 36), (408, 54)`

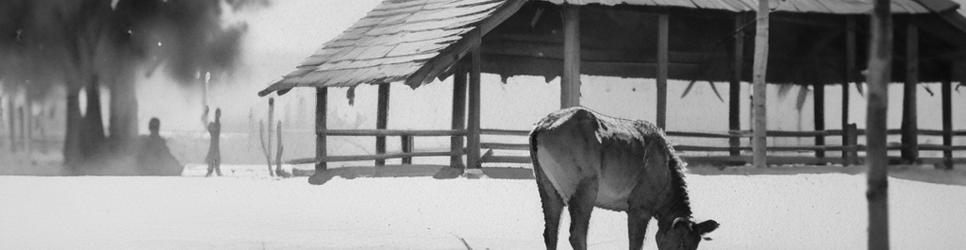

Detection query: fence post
(846, 123), (859, 165)
(401, 135), (413, 165)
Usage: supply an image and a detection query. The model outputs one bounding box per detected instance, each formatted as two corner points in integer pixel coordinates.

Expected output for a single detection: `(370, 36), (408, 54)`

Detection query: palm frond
(681, 80), (698, 98)
(707, 81), (725, 102)
(795, 86), (810, 111)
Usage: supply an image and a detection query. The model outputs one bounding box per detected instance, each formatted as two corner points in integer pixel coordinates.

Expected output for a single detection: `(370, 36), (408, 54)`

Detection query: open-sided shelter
(259, 0), (966, 179)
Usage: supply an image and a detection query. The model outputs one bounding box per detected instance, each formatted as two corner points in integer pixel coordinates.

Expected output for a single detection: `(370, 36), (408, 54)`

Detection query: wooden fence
(288, 129), (466, 165)
(287, 126), (964, 168)
(478, 126), (966, 167)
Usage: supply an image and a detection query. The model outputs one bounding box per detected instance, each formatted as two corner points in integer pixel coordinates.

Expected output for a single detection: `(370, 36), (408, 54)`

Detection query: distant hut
(260, 0), (966, 180)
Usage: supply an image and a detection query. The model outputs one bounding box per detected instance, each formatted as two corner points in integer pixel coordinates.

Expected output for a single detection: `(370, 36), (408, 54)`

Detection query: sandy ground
(2, 164), (966, 249)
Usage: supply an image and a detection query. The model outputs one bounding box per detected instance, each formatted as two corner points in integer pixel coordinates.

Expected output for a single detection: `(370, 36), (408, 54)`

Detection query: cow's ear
(694, 220), (719, 235)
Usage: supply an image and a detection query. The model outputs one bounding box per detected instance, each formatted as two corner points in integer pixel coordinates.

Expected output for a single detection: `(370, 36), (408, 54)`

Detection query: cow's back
(531, 108), (654, 211)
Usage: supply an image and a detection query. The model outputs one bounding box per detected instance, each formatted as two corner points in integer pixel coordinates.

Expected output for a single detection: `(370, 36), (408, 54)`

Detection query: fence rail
(289, 150), (462, 164)
(292, 129), (467, 166)
(479, 127), (965, 167)
(291, 126), (964, 168)
(322, 129), (465, 136)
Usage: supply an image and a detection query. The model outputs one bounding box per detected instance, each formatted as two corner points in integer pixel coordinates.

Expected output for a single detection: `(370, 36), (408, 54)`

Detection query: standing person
(205, 107), (222, 177)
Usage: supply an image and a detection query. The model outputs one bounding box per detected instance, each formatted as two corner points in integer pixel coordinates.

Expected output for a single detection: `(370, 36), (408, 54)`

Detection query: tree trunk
(64, 87), (84, 169)
(866, 0), (892, 248)
(8, 97), (14, 152)
(82, 77), (106, 159)
(751, 0), (770, 168)
(108, 80), (138, 153)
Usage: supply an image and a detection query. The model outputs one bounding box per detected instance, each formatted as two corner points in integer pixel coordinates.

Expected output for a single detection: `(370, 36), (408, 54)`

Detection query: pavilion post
(814, 82), (826, 158)
(375, 83), (390, 166)
(843, 16), (856, 163)
(751, 0), (770, 168)
(866, 0), (892, 247)
(467, 37), (482, 169)
(729, 14), (745, 156)
(451, 62), (467, 168)
(901, 22), (919, 163)
(315, 87), (328, 172)
(942, 70), (953, 170)
(561, 5), (581, 108)
(656, 13), (669, 130)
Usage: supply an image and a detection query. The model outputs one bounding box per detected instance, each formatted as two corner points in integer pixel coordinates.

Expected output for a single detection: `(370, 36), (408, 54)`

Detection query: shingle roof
(258, 0), (960, 96)
(547, 0), (938, 13)
(259, 0), (518, 96)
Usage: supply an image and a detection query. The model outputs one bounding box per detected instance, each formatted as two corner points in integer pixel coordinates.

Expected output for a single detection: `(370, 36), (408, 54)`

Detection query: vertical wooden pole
(729, 14), (745, 156)
(814, 82), (825, 158)
(561, 5), (581, 108)
(656, 13), (669, 130)
(867, 0), (892, 248)
(315, 88), (327, 172)
(467, 31), (482, 169)
(752, 0), (770, 168)
(843, 16), (856, 162)
(847, 123), (859, 165)
(942, 75), (953, 169)
(451, 63), (467, 168)
(376, 83), (390, 166)
(401, 135), (413, 165)
(901, 22), (919, 163)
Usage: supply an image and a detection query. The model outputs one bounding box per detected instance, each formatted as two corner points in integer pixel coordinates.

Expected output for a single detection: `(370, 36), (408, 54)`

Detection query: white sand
(1, 167), (965, 249)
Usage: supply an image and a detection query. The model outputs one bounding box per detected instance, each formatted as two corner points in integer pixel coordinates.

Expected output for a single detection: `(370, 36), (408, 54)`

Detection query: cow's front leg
(627, 208), (652, 250)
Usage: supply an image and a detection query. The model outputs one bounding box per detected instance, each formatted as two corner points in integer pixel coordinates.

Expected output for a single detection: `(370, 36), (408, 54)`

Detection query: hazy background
(5, 0), (965, 166)
(122, 0), (966, 165)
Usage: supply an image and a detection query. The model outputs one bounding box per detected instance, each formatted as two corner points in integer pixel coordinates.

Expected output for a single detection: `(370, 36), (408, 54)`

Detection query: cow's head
(656, 217), (719, 250)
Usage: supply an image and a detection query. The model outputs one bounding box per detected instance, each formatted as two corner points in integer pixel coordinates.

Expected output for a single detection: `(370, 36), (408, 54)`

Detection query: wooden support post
(867, 0), (892, 248)
(561, 5), (581, 108)
(451, 63), (467, 168)
(376, 83), (390, 166)
(843, 16), (855, 161)
(814, 82), (825, 158)
(656, 13), (669, 129)
(901, 22), (919, 163)
(467, 33), (482, 169)
(942, 76), (953, 169)
(401, 135), (414, 165)
(729, 14), (745, 156)
(751, 0), (770, 168)
(315, 88), (327, 172)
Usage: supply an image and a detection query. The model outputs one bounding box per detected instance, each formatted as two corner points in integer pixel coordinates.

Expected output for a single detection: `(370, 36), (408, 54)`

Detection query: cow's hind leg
(535, 165), (564, 250)
(568, 177), (599, 250)
(626, 208), (652, 250)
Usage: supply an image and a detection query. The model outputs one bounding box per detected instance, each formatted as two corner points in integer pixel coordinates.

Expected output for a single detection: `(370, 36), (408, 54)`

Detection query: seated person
(136, 118), (184, 176)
